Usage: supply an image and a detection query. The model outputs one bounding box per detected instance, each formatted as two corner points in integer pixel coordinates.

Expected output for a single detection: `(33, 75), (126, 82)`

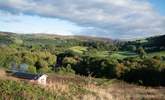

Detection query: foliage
(38, 66), (50, 73)
(115, 63), (125, 78)
(62, 57), (78, 66)
(0, 80), (59, 100)
(55, 64), (75, 75)
(27, 65), (37, 74)
(137, 47), (146, 58)
(69, 46), (87, 54)
(0, 32), (164, 86)
(35, 59), (48, 69)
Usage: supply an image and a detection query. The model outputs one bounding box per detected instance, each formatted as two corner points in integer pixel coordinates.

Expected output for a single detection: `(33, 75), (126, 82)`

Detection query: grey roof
(12, 72), (43, 80)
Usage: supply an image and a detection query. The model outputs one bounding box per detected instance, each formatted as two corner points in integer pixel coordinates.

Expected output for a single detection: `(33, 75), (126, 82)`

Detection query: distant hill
(146, 35), (165, 47)
(0, 31), (116, 51)
(20, 33), (113, 43)
(0, 31), (164, 50)
(123, 34), (165, 52)
(137, 35), (165, 51)
(0, 31), (23, 45)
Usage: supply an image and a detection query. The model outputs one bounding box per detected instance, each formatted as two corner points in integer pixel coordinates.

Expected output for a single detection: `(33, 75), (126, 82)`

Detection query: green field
(86, 50), (137, 59)
(69, 46), (88, 54)
(90, 51), (110, 58)
(109, 51), (165, 59)
(147, 51), (165, 57)
(109, 51), (137, 59)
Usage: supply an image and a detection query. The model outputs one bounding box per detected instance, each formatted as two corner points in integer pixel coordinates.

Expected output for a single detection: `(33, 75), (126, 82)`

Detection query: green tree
(62, 57), (77, 66)
(38, 66), (50, 73)
(28, 65), (37, 74)
(35, 59), (48, 69)
(115, 63), (125, 78)
(56, 64), (75, 75)
(127, 45), (136, 52)
(137, 47), (146, 58)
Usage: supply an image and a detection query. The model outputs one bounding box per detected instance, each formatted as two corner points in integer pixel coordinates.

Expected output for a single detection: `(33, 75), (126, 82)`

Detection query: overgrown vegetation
(0, 32), (165, 86)
(0, 80), (58, 100)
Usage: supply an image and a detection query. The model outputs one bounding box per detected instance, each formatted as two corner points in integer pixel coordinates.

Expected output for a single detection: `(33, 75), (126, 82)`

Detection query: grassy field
(0, 69), (165, 100)
(84, 50), (137, 59)
(109, 51), (136, 59)
(69, 46), (88, 54)
(147, 51), (165, 57)
(109, 51), (165, 59)
(64, 46), (165, 60)
(90, 51), (110, 58)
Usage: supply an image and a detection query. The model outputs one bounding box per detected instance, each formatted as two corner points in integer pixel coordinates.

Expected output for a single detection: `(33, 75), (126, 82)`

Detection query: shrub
(115, 63), (125, 78)
(0, 80), (58, 99)
(137, 47), (146, 58)
(55, 64), (75, 75)
(27, 65), (37, 74)
(38, 66), (50, 73)
(62, 57), (77, 66)
(35, 59), (48, 69)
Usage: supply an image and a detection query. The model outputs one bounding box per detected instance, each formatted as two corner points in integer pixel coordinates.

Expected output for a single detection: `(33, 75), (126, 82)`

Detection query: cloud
(0, 0), (165, 39)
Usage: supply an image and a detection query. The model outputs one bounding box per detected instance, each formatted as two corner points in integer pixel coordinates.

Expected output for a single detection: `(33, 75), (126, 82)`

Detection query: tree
(100, 60), (116, 78)
(137, 47), (146, 58)
(127, 45), (136, 52)
(35, 59), (48, 69)
(62, 57), (77, 66)
(38, 66), (50, 73)
(28, 66), (37, 74)
(115, 63), (125, 78)
(55, 64), (75, 75)
(45, 55), (56, 65)
(65, 64), (75, 74)
(23, 56), (35, 65)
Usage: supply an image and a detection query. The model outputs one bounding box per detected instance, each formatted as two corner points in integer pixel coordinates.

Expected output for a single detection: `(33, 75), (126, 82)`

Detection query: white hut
(13, 72), (48, 85)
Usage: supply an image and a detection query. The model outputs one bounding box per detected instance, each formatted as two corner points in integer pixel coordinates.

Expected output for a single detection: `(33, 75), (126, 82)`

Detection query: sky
(0, 0), (165, 39)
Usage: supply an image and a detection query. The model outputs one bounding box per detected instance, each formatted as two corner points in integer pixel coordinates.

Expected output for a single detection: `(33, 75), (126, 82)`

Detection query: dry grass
(0, 68), (19, 81)
(47, 73), (165, 100)
(0, 69), (165, 100)
(47, 81), (69, 94)
(97, 81), (165, 100)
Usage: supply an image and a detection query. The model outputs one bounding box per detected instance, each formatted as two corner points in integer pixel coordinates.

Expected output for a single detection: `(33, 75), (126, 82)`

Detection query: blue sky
(0, 0), (165, 39)
(150, 0), (165, 15)
(0, 14), (82, 35)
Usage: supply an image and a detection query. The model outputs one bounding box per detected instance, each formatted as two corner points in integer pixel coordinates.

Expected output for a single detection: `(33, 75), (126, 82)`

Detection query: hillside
(0, 31), (164, 99)
(0, 69), (165, 100)
(122, 35), (165, 52)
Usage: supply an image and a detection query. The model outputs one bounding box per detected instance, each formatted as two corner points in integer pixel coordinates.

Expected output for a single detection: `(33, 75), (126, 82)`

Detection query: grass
(0, 69), (96, 100)
(0, 80), (60, 100)
(47, 73), (165, 100)
(109, 51), (137, 59)
(69, 46), (88, 54)
(85, 50), (137, 59)
(147, 51), (165, 57)
(109, 51), (165, 60)
(86, 50), (165, 60)
(90, 51), (137, 59)
(91, 51), (110, 58)
(0, 69), (165, 100)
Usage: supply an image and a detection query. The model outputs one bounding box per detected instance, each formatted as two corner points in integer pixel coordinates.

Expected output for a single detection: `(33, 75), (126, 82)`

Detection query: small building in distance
(12, 72), (48, 85)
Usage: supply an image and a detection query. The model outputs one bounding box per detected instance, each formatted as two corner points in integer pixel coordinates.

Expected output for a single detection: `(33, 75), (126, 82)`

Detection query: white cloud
(0, 0), (164, 39)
